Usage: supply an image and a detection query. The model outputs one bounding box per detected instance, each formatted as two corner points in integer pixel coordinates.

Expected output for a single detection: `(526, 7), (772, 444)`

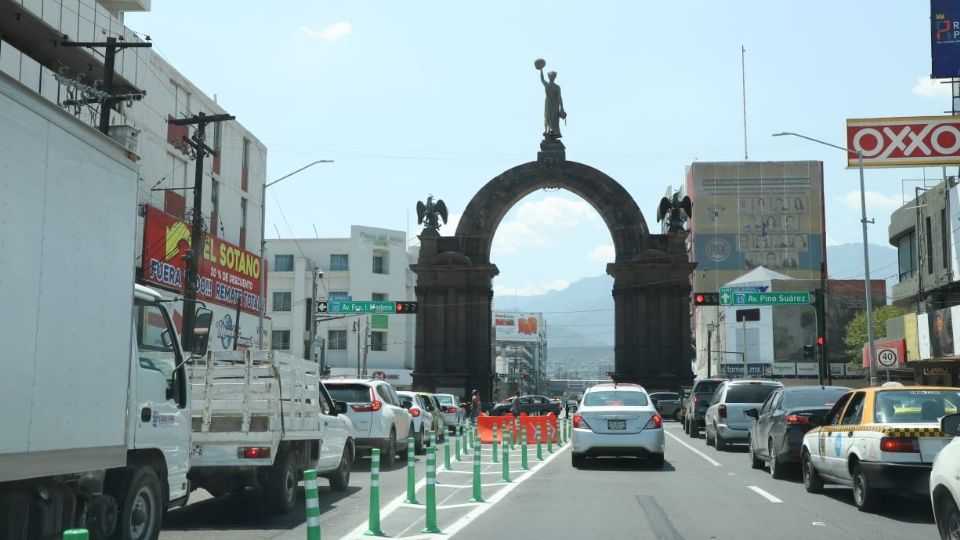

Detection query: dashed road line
(665, 430), (722, 467)
(747, 485), (783, 503)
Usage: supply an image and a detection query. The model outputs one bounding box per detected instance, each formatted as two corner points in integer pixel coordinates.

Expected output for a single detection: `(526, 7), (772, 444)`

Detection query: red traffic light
(693, 292), (719, 306)
(394, 301), (418, 314)
(817, 336), (825, 346)
(695, 294), (705, 303)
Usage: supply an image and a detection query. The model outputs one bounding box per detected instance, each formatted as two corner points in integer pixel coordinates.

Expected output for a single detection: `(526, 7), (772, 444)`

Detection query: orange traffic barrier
(476, 415), (517, 443)
(516, 414), (559, 443)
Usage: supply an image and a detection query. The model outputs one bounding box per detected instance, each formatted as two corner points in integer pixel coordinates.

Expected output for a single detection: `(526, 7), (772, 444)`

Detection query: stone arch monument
(412, 149), (696, 400)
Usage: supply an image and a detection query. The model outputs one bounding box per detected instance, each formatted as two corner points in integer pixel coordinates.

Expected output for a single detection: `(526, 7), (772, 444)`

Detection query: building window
(211, 179), (220, 213)
(897, 232), (916, 281)
(272, 330), (290, 351)
(242, 137), (250, 169)
(328, 330), (347, 350)
(372, 250), (388, 275)
(926, 216), (934, 275)
(942, 208), (949, 269)
(371, 331), (387, 351)
(213, 122), (222, 151)
(274, 254), (294, 272)
(372, 293), (388, 301)
(273, 291), (292, 312)
(330, 254), (349, 272)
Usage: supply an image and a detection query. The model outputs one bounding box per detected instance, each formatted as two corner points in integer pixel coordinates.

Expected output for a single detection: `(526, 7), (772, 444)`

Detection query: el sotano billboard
(140, 205), (264, 315)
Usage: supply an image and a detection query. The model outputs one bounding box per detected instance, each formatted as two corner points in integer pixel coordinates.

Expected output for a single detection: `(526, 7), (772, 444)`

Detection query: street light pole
(258, 160), (333, 349)
(772, 132), (877, 386)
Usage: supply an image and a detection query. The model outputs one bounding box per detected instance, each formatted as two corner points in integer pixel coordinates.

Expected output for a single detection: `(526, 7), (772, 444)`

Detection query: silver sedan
(571, 383), (665, 468)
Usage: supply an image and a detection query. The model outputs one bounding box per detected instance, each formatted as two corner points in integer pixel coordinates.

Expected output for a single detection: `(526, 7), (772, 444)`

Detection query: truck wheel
(328, 444), (352, 492)
(267, 450), (299, 515)
(114, 466), (162, 540)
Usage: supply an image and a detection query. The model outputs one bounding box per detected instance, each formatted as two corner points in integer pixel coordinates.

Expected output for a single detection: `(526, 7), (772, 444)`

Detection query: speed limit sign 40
(876, 348), (898, 367)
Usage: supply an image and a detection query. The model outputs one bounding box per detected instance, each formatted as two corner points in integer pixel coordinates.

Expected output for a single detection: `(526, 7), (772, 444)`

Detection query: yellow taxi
(800, 383), (959, 512)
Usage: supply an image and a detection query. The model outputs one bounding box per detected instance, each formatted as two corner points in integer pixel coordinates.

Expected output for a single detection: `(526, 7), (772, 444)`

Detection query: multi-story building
(493, 311), (547, 399)
(887, 176), (960, 385)
(0, 0), (268, 348)
(685, 161), (828, 378)
(265, 226), (418, 388)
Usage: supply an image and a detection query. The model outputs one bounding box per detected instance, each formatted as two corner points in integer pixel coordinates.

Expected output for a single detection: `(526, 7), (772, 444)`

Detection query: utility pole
(60, 37), (152, 134)
(362, 316), (370, 378)
(172, 112), (235, 351)
(232, 298), (241, 351)
(308, 264), (318, 362)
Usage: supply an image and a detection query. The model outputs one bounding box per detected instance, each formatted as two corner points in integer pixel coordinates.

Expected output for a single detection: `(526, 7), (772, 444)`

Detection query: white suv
(315, 382), (356, 490)
(325, 379), (413, 468)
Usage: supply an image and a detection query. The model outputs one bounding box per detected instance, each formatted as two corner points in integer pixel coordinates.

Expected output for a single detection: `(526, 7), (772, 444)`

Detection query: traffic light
(817, 336), (825, 347)
(803, 344), (814, 358)
(693, 292), (720, 306)
(394, 301), (418, 314)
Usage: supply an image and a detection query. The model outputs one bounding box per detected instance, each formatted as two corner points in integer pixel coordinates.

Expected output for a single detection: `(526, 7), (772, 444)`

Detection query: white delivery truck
(188, 349), (354, 514)
(0, 72), (211, 540)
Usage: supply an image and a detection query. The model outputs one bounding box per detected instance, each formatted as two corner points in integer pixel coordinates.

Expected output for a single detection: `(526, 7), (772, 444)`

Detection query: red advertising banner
(141, 206), (263, 315)
(846, 116), (960, 168)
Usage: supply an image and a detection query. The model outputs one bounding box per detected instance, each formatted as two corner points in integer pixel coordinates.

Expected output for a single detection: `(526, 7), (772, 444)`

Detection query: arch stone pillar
(411, 157), (695, 400)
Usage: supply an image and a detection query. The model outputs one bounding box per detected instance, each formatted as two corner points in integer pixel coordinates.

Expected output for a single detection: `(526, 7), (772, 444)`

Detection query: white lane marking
(665, 430), (722, 467)
(812, 522), (826, 527)
(747, 485), (783, 503)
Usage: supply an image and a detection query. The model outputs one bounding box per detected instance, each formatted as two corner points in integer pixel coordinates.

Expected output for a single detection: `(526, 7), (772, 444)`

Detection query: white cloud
(837, 191), (902, 211)
(491, 221), (547, 256)
(826, 235), (843, 247)
(493, 279), (570, 297)
(586, 244), (615, 263)
(299, 21), (352, 42)
(912, 76), (951, 99)
(513, 196), (602, 229)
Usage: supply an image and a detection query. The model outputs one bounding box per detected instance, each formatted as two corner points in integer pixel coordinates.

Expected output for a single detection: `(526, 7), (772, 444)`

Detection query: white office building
(0, 0), (268, 348)
(265, 226), (419, 388)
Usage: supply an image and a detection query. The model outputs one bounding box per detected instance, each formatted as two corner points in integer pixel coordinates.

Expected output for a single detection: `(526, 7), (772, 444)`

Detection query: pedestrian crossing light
(395, 301), (418, 314)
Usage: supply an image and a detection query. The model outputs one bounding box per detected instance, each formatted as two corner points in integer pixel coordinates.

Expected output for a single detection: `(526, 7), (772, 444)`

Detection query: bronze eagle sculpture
(657, 192), (692, 233)
(416, 195), (448, 232)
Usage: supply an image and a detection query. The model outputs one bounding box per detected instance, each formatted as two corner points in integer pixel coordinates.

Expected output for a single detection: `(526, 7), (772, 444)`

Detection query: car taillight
(573, 414), (591, 429)
(446, 406), (458, 414)
(410, 408), (421, 417)
(693, 396), (700, 406)
(718, 404), (727, 419)
(644, 413), (663, 429)
(239, 447), (271, 459)
(351, 400), (382, 412)
(880, 437), (920, 453)
(785, 415), (809, 425)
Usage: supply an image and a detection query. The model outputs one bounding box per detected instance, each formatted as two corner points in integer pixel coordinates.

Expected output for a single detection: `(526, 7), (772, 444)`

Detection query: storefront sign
(141, 206), (263, 314)
(847, 116), (960, 167)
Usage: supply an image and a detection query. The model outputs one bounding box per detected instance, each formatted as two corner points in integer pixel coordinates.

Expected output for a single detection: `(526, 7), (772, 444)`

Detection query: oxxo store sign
(846, 116), (960, 168)
(141, 206), (263, 314)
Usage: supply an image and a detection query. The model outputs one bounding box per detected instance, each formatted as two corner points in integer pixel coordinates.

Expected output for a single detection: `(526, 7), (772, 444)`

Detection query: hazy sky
(127, 1), (946, 297)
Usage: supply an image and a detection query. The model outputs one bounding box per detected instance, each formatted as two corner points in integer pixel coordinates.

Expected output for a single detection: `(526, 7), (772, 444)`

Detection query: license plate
(608, 419), (627, 430)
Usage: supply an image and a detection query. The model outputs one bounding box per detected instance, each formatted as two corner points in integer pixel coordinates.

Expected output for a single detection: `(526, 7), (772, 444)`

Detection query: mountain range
(492, 242), (899, 352)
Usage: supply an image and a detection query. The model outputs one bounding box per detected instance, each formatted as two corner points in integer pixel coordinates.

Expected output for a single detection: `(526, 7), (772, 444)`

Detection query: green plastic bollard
(547, 423), (554, 454)
(455, 425), (462, 461)
(470, 436), (485, 502)
(536, 424), (544, 461)
(63, 531), (89, 540)
(521, 424), (529, 470)
(422, 447), (441, 533)
(405, 437), (418, 504)
(492, 423), (499, 463)
(304, 469), (322, 540)
(444, 437), (452, 470)
(502, 432), (511, 482)
(364, 448), (384, 536)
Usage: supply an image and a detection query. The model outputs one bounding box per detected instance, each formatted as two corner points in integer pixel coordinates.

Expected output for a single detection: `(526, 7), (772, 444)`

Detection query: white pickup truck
(188, 350), (354, 513)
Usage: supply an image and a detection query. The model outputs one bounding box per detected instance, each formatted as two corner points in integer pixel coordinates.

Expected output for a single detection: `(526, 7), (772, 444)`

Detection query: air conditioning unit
(108, 125), (140, 155)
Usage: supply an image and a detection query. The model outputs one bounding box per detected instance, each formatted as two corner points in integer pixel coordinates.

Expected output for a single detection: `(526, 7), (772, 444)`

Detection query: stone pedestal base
(538, 139), (565, 163)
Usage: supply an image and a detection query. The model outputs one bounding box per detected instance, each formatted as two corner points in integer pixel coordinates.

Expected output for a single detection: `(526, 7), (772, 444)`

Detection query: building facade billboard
(932, 0), (960, 78)
(846, 116), (960, 167)
(493, 312), (543, 342)
(687, 161), (825, 293)
(141, 205), (263, 315)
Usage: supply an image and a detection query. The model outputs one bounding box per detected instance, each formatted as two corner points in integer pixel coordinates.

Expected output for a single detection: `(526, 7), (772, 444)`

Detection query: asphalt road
(159, 422), (939, 540)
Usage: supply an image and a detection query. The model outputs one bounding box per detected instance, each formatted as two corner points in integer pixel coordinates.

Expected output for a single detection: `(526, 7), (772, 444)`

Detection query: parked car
(745, 385), (849, 478)
(931, 413), (960, 539)
(416, 392), (447, 443)
(704, 379), (783, 450)
(571, 383), (664, 468)
(683, 378), (725, 437)
(801, 385), (959, 511)
(434, 393), (465, 433)
(324, 379), (412, 468)
(397, 391), (437, 454)
(491, 394), (563, 416)
(317, 382), (357, 491)
(649, 392), (682, 421)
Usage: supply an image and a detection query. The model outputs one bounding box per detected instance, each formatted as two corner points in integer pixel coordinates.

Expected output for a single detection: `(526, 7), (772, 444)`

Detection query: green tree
(842, 305), (908, 362)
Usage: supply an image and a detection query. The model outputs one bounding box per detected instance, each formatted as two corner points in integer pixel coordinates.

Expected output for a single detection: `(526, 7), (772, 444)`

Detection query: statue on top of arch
(416, 195), (449, 233)
(657, 190), (692, 234)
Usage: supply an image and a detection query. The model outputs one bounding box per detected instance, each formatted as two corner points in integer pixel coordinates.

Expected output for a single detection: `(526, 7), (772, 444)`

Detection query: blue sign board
(932, 0), (960, 78)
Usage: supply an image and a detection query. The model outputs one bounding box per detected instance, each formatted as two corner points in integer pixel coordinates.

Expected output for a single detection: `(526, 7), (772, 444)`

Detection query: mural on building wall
(688, 162), (825, 292)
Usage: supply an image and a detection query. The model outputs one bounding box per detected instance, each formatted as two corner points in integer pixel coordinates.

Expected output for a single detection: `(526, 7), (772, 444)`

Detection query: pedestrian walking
(511, 390), (521, 417)
(470, 389), (480, 425)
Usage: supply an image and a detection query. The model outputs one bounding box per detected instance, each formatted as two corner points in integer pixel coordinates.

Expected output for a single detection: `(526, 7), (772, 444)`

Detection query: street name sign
(719, 288), (811, 306)
(324, 301), (397, 314)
